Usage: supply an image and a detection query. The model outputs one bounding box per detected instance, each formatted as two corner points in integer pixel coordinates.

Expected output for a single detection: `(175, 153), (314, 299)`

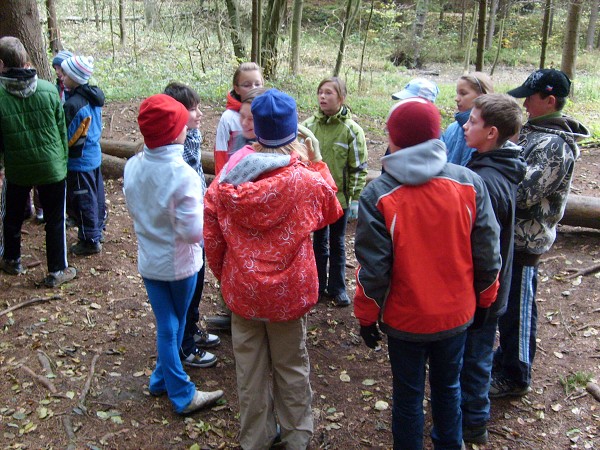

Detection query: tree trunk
(490, 9), (506, 75)
(46, 0), (62, 54)
(561, 0), (584, 83)
(91, 0), (101, 30)
(460, 0), (467, 45)
(540, 0), (551, 68)
(358, 0), (374, 88)
(290, 0), (304, 75)
(251, 0), (262, 64)
(334, 0), (361, 76)
(586, 0), (599, 51)
(485, 0), (498, 49)
(475, 0), (486, 71)
(0, 0), (53, 81)
(261, 0), (287, 79)
(409, 0), (428, 69)
(143, 0), (156, 28)
(225, 0), (246, 60)
(463, 1), (479, 73)
(119, 0), (126, 45)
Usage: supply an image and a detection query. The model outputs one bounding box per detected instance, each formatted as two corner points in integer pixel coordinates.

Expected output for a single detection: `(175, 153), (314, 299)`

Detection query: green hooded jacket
(0, 68), (68, 186)
(302, 106), (368, 208)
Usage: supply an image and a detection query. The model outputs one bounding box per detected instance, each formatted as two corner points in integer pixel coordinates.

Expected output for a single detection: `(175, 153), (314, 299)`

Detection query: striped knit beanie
(52, 50), (73, 68)
(61, 55), (94, 85)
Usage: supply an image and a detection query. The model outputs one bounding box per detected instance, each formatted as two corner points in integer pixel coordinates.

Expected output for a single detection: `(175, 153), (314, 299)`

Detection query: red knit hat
(138, 94), (188, 149)
(387, 98), (441, 149)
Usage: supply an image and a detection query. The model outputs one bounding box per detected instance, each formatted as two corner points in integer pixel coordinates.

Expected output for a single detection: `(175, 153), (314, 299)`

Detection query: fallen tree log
(100, 140), (600, 229)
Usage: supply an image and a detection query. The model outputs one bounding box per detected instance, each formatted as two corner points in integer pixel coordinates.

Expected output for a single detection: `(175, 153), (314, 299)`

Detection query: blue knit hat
(52, 50), (73, 68)
(61, 55), (94, 85)
(251, 89), (298, 148)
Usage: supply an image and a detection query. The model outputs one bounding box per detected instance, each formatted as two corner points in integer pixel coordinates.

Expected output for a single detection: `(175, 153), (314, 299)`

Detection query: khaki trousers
(232, 313), (313, 450)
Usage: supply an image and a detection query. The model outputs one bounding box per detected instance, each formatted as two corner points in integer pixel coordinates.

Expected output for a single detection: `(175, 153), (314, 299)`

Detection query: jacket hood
(314, 105), (352, 124)
(226, 90), (242, 112)
(467, 140), (527, 185)
(0, 68), (37, 98)
(454, 109), (471, 126)
(381, 139), (447, 185)
(72, 83), (105, 107)
(214, 151), (304, 231)
(526, 114), (590, 160)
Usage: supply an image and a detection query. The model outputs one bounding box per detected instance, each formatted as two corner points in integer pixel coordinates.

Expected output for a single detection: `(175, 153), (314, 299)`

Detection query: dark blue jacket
(467, 141), (526, 317)
(63, 84), (105, 172)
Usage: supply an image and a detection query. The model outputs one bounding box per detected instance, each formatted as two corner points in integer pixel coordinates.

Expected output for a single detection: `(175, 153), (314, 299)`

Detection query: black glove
(469, 307), (490, 331)
(360, 324), (382, 349)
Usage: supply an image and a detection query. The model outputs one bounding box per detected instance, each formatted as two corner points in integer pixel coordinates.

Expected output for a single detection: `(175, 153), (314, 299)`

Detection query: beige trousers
(232, 313), (313, 450)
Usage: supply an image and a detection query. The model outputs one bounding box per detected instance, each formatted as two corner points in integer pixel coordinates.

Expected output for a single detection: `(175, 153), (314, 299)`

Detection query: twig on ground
(0, 295), (62, 317)
(558, 301), (574, 338)
(62, 415), (77, 450)
(576, 323), (600, 331)
(37, 350), (55, 378)
(587, 382), (600, 402)
(100, 428), (130, 446)
(77, 352), (100, 413)
(540, 255), (566, 264)
(20, 364), (57, 394)
(563, 262), (600, 280)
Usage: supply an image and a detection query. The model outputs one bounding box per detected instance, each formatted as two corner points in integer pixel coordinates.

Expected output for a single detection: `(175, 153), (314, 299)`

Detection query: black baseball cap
(507, 69), (571, 98)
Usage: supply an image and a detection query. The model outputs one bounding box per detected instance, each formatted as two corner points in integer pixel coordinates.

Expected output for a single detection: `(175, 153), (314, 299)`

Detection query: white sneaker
(180, 389), (224, 415)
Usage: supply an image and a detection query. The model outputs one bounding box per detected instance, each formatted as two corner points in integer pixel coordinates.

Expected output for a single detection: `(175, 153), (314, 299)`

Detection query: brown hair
(473, 94), (522, 145)
(460, 71), (494, 95)
(0, 36), (29, 69)
(317, 76), (347, 101)
(233, 62), (263, 87)
(241, 87), (268, 104)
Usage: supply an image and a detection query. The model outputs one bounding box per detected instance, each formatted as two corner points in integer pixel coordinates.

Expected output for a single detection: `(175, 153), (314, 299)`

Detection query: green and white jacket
(302, 106), (368, 208)
(515, 113), (589, 256)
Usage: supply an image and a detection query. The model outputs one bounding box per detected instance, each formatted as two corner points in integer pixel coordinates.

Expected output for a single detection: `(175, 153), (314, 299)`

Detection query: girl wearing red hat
(123, 94), (223, 415)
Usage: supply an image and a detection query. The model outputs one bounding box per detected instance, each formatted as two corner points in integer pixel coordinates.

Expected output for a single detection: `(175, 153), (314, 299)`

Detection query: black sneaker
(181, 347), (217, 368)
(489, 374), (531, 398)
(463, 424), (488, 444)
(71, 240), (102, 256)
(193, 329), (221, 348)
(333, 292), (351, 307)
(0, 258), (25, 275)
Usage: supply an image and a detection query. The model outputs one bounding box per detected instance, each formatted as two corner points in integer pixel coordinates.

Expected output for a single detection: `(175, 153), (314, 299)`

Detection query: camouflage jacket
(515, 114), (589, 255)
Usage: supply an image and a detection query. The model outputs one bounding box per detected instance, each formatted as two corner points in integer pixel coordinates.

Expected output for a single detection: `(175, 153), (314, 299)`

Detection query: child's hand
(359, 323), (382, 349)
(298, 124), (322, 162)
(348, 200), (359, 221)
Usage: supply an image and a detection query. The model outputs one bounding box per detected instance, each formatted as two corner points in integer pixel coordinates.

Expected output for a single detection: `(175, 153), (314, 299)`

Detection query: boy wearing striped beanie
(61, 55), (107, 256)
(51, 49), (72, 103)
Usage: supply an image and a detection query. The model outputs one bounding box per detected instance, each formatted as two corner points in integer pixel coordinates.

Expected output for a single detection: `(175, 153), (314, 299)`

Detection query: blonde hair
(460, 72), (494, 95)
(252, 139), (309, 161)
(233, 62), (263, 87)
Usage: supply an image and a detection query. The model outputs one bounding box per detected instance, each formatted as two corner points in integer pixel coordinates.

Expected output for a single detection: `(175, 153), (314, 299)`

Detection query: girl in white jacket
(123, 94), (223, 415)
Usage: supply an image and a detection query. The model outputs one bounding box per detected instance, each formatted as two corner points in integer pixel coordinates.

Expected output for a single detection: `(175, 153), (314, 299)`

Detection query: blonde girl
(213, 62), (264, 174)
(441, 71), (494, 166)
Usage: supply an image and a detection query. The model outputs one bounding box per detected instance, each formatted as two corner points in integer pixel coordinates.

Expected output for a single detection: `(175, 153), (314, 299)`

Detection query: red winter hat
(138, 94), (188, 149)
(387, 98), (441, 149)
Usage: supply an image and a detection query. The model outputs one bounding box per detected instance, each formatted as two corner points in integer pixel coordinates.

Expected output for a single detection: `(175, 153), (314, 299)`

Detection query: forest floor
(0, 100), (599, 450)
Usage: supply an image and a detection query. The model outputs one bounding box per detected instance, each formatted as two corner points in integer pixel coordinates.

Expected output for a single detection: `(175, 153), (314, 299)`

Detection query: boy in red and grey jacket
(354, 98), (501, 449)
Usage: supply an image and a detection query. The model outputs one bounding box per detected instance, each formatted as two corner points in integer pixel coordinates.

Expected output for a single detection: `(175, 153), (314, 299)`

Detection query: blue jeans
(181, 258), (206, 356)
(388, 332), (466, 450)
(67, 167), (106, 243)
(460, 317), (498, 427)
(312, 208), (349, 297)
(143, 276), (197, 413)
(494, 262), (538, 387)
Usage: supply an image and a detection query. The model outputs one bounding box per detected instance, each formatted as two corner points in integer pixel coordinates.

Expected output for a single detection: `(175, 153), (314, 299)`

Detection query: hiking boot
(489, 374), (531, 398)
(0, 258), (25, 275)
(463, 424), (489, 444)
(333, 292), (351, 307)
(180, 389), (224, 415)
(205, 314), (231, 331)
(193, 329), (221, 349)
(71, 240), (102, 256)
(43, 267), (77, 287)
(181, 347), (217, 368)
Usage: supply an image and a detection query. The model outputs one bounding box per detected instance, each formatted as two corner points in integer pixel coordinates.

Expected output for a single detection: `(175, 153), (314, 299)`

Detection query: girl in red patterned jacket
(204, 89), (342, 449)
